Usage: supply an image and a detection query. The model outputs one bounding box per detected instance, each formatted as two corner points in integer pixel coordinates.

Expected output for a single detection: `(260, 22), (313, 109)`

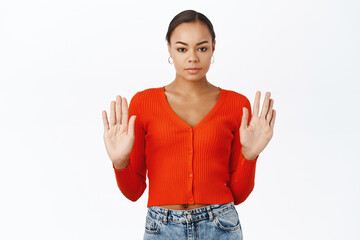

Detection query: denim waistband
(147, 202), (235, 224)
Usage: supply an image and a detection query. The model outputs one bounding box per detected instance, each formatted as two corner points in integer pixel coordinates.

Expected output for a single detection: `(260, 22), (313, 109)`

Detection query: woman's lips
(186, 68), (200, 74)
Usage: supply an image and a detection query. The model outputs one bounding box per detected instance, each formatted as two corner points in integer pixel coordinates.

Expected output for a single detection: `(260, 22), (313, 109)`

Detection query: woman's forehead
(171, 22), (211, 43)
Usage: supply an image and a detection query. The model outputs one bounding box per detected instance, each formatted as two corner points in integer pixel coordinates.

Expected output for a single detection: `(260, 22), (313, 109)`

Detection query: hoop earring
(168, 56), (174, 64)
(211, 55), (215, 64)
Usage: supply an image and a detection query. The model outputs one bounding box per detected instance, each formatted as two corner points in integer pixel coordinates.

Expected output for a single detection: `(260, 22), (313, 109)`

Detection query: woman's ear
(167, 42), (171, 55)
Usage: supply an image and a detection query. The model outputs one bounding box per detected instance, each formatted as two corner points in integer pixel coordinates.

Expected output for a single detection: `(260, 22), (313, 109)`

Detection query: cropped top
(112, 86), (259, 207)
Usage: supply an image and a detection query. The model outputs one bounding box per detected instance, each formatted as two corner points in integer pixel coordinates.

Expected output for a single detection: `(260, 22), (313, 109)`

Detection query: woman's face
(167, 21), (215, 81)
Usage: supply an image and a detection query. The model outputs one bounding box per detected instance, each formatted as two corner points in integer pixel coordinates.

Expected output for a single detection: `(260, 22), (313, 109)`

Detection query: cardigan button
(189, 173), (193, 178)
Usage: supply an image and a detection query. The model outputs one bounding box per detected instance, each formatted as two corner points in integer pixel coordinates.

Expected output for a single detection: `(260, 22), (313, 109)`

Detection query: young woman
(102, 9), (276, 240)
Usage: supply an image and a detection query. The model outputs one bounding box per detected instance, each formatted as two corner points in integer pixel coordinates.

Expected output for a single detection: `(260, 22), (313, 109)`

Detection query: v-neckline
(158, 85), (226, 130)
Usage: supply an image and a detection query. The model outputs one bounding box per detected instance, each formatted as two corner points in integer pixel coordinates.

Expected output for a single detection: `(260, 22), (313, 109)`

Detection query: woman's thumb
(128, 115), (136, 135)
(240, 107), (248, 130)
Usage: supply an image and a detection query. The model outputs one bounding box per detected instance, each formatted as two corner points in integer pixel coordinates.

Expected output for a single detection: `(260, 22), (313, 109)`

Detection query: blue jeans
(143, 201), (243, 240)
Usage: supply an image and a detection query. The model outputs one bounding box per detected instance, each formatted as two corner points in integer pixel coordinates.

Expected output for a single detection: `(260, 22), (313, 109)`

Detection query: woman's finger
(102, 110), (109, 131)
(122, 97), (129, 128)
(253, 91), (261, 117)
(266, 99), (274, 123)
(116, 95), (122, 125)
(110, 101), (116, 126)
(270, 109), (276, 129)
(260, 92), (271, 119)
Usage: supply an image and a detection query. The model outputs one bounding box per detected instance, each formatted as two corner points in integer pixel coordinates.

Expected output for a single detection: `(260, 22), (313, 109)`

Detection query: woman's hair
(165, 10), (216, 46)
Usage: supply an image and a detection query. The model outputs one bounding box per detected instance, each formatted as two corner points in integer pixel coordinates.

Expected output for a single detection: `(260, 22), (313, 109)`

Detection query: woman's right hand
(102, 95), (137, 168)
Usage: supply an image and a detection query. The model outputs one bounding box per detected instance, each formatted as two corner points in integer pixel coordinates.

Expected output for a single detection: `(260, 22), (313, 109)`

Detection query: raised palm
(102, 95), (136, 164)
(240, 91), (276, 160)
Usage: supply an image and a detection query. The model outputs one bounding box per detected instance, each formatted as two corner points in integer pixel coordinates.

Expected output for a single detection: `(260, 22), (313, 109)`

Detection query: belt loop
(163, 209), (168, 224)
(206, 206), (213, 221)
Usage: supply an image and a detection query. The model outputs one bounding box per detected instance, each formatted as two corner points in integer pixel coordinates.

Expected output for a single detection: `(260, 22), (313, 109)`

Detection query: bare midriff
(156, 203), (211, 210)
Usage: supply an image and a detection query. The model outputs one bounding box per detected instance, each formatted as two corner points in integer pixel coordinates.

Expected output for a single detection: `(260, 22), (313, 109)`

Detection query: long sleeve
(112, 92), (147, 202)
(228, 96), (259, 205)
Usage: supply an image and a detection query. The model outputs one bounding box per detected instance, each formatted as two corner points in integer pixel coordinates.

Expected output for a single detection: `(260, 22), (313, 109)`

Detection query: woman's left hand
(240, 91), (276, 160)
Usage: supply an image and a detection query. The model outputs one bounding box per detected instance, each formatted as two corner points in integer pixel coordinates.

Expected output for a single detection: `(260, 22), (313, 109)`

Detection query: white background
(1, 0), (359, 239)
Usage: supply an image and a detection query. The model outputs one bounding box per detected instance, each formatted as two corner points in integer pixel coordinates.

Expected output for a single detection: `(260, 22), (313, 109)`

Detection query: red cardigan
(112, 86), (259, 207)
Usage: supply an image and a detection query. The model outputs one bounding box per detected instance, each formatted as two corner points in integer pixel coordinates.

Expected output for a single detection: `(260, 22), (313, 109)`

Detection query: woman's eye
(177, 47), (207, 52)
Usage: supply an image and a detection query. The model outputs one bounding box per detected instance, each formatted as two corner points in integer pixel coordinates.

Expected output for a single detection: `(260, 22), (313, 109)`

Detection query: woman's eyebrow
(175, 40), (209, 46)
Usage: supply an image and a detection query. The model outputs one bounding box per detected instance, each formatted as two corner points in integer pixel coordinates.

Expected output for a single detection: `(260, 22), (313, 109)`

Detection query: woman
(102, 9), (276, 240)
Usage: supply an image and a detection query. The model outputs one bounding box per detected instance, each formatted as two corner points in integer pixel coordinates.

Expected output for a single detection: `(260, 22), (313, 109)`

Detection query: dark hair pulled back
(165, 10), (216, 46)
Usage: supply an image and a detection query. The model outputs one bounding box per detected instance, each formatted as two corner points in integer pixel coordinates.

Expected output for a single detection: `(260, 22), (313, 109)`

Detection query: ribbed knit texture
(112, 86), (259, 207)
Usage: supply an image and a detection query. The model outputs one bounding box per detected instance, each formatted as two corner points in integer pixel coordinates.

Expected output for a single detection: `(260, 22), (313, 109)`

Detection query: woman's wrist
(241, 148), (258, 161)
(113, 158), (130, 170)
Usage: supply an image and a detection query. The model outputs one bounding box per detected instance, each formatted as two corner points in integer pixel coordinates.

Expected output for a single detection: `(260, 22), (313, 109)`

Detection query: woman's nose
(189, 54), (199, 62)
(188, 51), (199, 62)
